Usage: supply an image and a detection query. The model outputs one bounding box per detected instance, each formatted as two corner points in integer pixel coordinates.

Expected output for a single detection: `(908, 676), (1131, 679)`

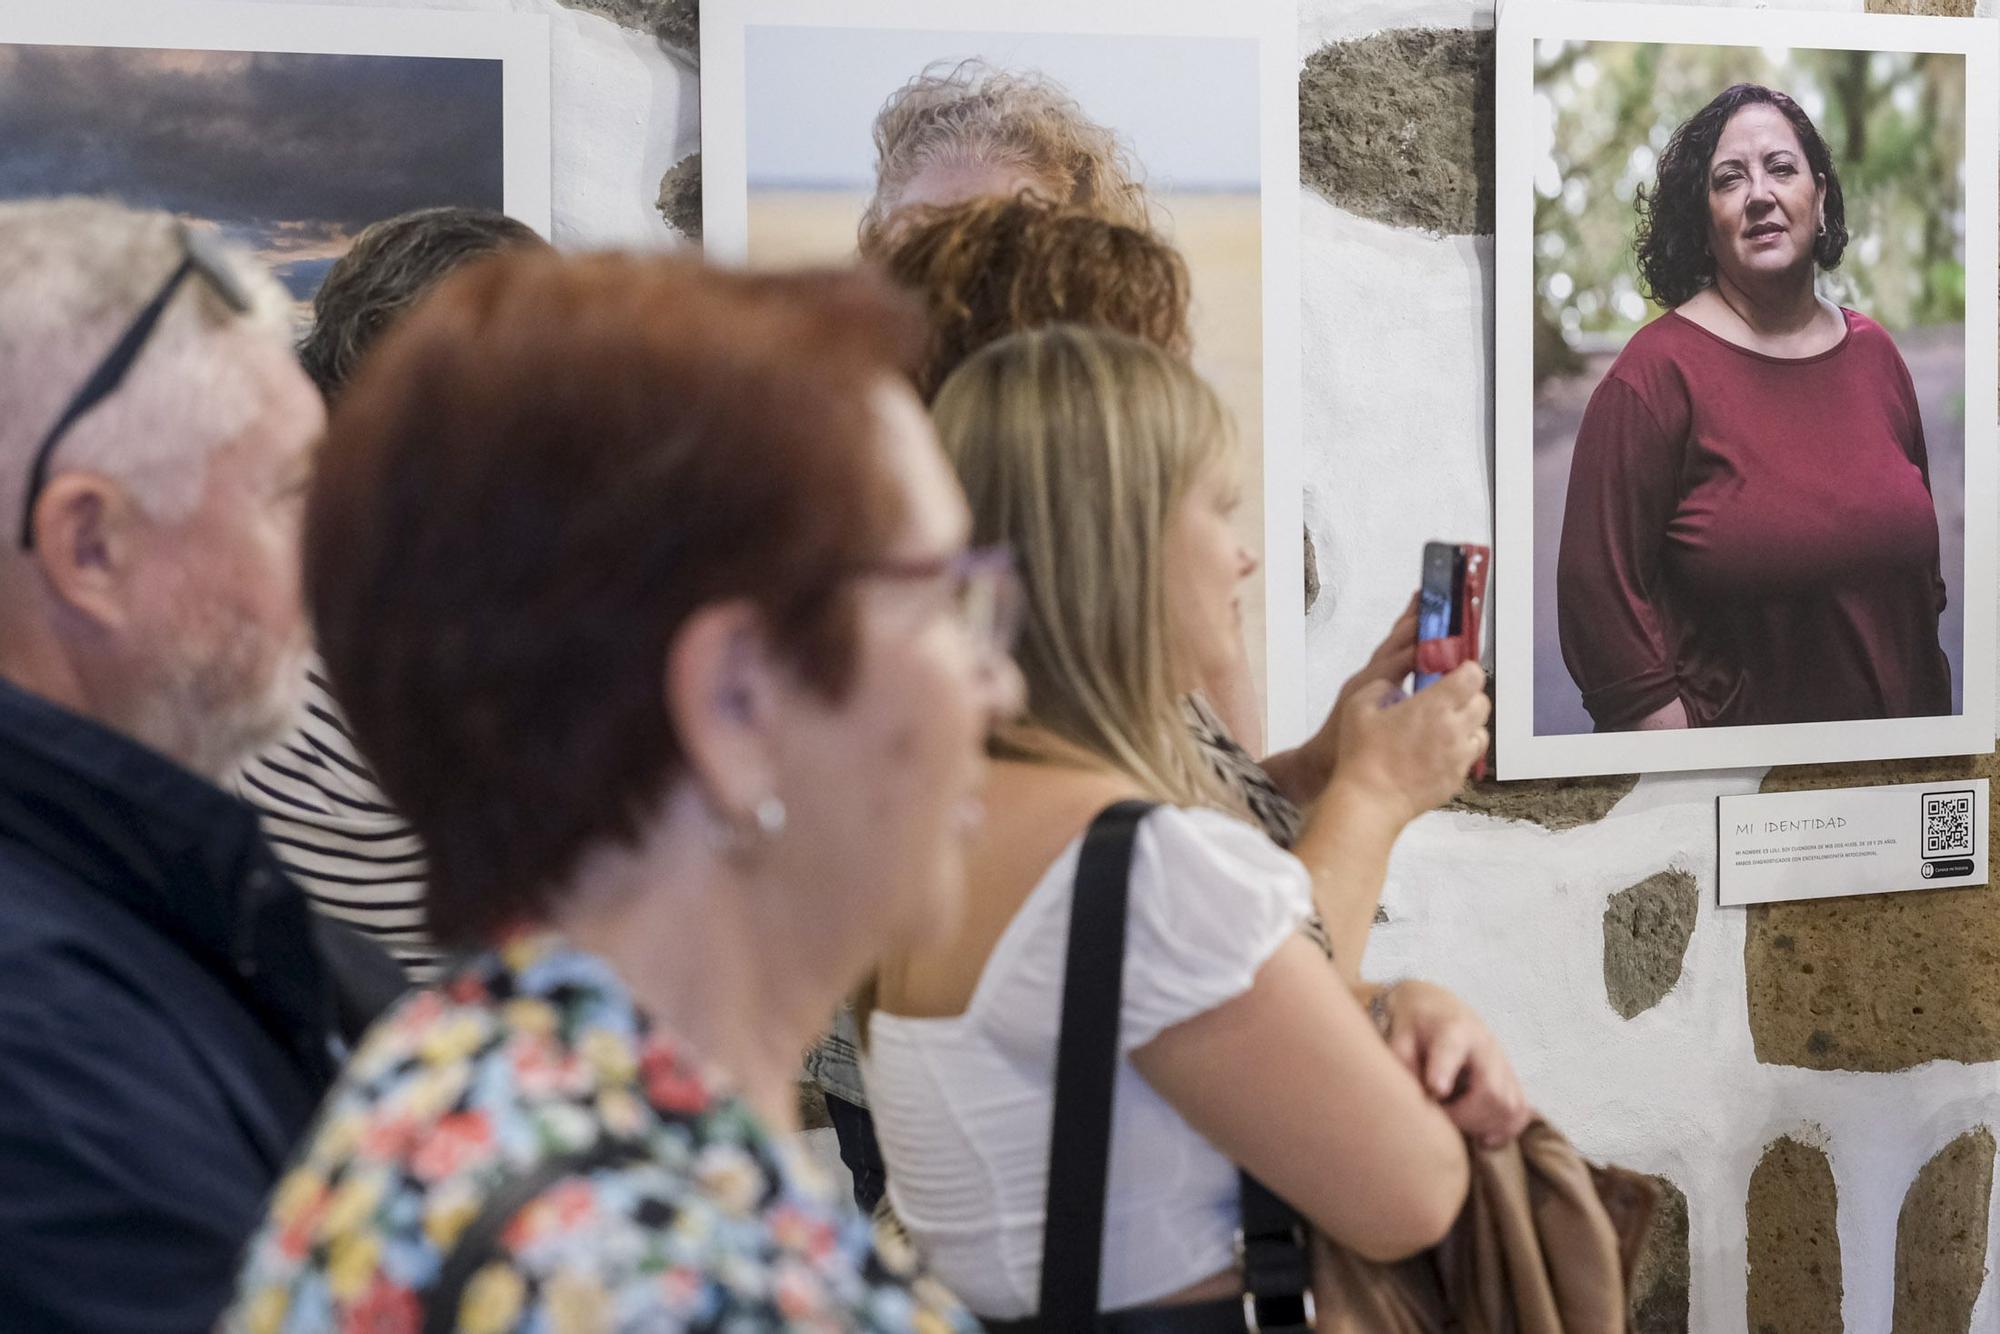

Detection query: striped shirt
(234, 661), (442, 981)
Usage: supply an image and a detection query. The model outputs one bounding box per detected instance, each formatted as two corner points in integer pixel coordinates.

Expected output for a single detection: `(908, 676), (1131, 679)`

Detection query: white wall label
(1717, 779), (1989, 907)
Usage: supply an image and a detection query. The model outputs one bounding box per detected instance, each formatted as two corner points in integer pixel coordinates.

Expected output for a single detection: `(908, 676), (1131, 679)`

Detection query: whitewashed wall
(1303, 5), (2000, 1334)
(223, 1), (2000, 1326)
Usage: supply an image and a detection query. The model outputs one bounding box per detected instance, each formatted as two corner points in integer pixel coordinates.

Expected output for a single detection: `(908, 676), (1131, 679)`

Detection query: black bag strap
(1039, 799), (1156, 1328)
(1237, 1174), (1315, 1331)
(421, 1135), (650, 1334)
(1038, 799), (1316, 1333)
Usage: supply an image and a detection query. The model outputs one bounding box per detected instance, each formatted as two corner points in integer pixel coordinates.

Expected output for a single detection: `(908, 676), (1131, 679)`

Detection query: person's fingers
(1368, 641), (1419, 680)
(1338, 634), (1418, 706)
(1441, 659), (1486, 699)
(1499, 1078), (1533, 1142)
(1445, 1078), (1508, 1145)
(1379, 607), (1419, 646)
(1421, 1022), (1475, 1101)
(1478, 1086), (1532, 1149)
(1407, 662), (1483, 719)
(1442, 1053), (1511, 1144)
(1413, 676), (1486, 742)
(1461, 1051), (1531, 1149)
(1355, 609), (1420, 674)
(1386, 1022), (1422, 1076)
(1358, 603), (1420, 667)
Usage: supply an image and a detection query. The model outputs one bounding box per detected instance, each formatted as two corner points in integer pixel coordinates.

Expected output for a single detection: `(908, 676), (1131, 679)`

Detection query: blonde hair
(859, 60), (1151, 257)
(933, 325), (1233, 807)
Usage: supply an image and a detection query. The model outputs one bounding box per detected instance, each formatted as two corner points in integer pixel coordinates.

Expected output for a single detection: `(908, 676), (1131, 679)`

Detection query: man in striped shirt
(236, 207), (547, 981)
(237, 666), (439, 975)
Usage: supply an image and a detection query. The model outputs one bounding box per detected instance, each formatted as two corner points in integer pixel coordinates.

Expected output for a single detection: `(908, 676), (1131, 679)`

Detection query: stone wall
(1320, 3), (2000, 1330)
(227, 0), (2000, 1327)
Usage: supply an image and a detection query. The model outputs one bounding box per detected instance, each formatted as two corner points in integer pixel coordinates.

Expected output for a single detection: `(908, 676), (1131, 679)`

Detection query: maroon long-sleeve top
(1557, 308), (1950, 731)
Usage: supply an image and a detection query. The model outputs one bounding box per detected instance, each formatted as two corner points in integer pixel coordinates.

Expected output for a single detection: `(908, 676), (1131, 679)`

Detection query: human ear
(663, 599), (786, 832)
(28, 472), (141, 633)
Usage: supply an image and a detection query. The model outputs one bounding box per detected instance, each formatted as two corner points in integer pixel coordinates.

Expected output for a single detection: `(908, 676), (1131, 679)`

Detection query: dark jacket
(0, 679), (348, 1332)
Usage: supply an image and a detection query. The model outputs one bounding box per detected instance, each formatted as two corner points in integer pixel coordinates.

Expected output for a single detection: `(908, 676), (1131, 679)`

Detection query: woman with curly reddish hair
(222, 253), (1020, 1330)
(857, 58), (1151, 257)
(875, 194), (1356, 824)
(880, 192), (1191, 401)
(1558, 82), (1949, 731)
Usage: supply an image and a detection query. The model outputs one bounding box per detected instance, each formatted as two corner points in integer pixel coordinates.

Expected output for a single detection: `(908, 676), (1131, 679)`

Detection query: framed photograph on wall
(0, 0), (552, 319)
(1495, 0), (1998, 778)
(700, 0), (1310, 748)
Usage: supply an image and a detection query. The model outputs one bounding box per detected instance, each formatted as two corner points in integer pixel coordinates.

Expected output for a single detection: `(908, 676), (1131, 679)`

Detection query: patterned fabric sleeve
(1181, 694), (1304, 849)
(221, 936), (971, 1334)
(438, 1163), (974, 1333)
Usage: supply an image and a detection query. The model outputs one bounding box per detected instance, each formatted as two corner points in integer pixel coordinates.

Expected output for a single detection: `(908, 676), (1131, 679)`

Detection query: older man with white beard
(0, 197), (362, 1332)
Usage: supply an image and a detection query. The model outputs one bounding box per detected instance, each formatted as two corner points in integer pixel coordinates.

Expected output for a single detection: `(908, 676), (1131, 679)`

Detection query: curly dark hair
(1634, 83), (1847, 308)
(877, 192), (1190, 401)
(300, 207), (547, 400)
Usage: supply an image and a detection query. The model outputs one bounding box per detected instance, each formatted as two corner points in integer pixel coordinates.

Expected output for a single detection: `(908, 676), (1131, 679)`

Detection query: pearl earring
(709, 794), (788, 858)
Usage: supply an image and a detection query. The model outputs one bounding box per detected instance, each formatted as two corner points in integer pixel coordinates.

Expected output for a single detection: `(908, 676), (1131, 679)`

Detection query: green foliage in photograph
(1532, 41), (1967, 380)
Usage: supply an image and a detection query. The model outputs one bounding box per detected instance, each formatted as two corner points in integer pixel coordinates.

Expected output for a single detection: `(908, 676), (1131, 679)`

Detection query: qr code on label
(1922, 790), (1975, 859)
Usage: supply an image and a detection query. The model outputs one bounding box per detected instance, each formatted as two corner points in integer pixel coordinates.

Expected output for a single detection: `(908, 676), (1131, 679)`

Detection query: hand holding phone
(1415, 541), (1490, 776)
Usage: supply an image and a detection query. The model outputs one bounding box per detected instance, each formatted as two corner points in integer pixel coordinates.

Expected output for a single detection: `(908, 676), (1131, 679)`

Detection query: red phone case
(1414, 545), (1489, 779)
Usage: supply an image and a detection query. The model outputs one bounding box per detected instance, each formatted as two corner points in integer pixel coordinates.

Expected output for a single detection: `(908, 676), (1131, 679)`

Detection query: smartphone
(1415, 541), (1489, 688)
(1414, 541), (1491, 777)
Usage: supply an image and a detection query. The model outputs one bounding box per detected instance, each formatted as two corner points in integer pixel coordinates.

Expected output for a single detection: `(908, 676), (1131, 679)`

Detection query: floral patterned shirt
(224, 932), (972, 1332)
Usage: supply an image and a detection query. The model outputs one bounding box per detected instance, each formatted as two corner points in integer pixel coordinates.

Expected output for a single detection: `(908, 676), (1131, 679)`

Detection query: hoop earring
(1816, 220), (1827, 239)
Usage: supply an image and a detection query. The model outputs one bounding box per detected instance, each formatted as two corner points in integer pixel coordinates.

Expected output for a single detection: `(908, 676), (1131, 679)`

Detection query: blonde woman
(863, 327), (1518, 1325)
(858, 59), (1151, 258)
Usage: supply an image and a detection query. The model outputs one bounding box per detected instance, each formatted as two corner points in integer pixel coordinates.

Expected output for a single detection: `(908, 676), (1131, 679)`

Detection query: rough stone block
(1603, 869), (1698, 1019)
(555, 0), (698, 58)
(1631, 1174), (1690, 1334)
(1866, 0), (1976, 13)
(658, 152), (703, 240)
(1448, 772), (1639, 830)
(1892, 1127), (1995, 1334)
(1748, 750), (2000, 1072)
(1746, 1136), (1843, 1334)
(1300, 28), (1494, 236)
(1303, 523), (1321, 613)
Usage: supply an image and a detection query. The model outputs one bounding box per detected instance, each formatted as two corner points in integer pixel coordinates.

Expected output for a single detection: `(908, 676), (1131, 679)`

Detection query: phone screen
(1416, 541), (1461, 690)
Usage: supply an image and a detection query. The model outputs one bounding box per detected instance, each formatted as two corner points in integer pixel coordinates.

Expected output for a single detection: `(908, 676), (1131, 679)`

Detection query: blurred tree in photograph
(1532, 41), (1967, 383)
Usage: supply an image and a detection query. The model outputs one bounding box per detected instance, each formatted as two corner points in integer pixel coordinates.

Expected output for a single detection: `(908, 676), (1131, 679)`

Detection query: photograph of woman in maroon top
(1556, 83), (1952, 733)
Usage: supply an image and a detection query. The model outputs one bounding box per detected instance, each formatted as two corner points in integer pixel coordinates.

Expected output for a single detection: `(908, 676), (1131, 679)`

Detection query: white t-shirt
(862, 805), (1310, 1317)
